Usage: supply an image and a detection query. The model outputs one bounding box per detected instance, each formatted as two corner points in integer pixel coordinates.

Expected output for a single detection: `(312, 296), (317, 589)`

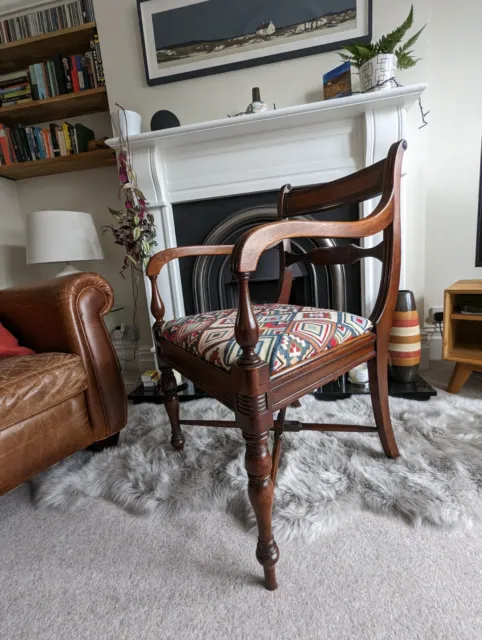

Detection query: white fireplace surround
(107, 84), (427, 329)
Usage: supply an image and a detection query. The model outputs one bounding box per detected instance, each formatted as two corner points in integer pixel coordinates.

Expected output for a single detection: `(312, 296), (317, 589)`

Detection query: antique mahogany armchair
(147, 140), (406, 591)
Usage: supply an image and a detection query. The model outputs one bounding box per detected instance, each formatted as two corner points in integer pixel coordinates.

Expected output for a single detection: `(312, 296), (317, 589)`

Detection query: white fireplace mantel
(107, 83), (427, 326)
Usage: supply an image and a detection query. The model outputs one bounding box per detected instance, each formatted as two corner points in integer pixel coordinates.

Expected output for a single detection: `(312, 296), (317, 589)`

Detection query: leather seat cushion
(0, 353), (88, 430)
(161, 304), (372, 374)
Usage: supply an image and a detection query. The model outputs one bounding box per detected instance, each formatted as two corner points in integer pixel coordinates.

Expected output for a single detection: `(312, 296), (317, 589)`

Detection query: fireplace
(173, 190), (362, 316)
(107, 83), (427, 365)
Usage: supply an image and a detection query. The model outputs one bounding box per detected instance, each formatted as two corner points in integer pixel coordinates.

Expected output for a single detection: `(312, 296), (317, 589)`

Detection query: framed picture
(138, 0), (373, 86)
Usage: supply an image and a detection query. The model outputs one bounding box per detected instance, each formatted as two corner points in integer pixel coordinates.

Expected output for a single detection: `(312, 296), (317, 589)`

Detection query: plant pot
(111, 109), (142, 138)
(359, 54), (397, 92)
(389, 290), (421, 384)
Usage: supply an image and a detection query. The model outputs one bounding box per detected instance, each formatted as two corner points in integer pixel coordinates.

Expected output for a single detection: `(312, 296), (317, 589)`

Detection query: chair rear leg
(161, 365), (185, 452)
(271, 408), (286, 485)
(368, 355), (400, 458)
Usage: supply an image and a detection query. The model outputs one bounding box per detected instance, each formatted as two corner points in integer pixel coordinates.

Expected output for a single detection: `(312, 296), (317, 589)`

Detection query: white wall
(0, 177), (27, 289)
(95, 0), (430, 127)
(424, 0), (482, 313)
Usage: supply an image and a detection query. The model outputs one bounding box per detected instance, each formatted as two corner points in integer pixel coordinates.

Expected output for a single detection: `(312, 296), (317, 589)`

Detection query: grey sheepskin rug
(31, 390), (482, 543)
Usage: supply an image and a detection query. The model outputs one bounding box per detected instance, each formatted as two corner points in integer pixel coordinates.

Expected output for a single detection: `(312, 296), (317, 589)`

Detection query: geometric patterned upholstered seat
(161, 304), (372, 375)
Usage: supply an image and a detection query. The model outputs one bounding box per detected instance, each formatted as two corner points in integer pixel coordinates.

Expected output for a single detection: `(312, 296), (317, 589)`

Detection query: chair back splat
(147, 140), (407, 592)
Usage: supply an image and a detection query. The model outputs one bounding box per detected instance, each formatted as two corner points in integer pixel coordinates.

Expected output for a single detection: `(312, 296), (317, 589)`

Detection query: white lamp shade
(26, 210), (104, 265)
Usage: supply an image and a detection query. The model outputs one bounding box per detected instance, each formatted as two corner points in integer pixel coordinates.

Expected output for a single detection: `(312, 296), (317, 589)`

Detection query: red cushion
(0, 323), (35, 357)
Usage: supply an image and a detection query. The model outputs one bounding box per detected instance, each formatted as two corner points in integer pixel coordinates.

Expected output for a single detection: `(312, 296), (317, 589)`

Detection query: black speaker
(150, 110), (181, 131)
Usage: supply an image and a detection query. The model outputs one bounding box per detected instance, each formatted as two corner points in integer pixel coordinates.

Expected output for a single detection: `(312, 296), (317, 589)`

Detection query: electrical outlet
(429, 306), (443, 324)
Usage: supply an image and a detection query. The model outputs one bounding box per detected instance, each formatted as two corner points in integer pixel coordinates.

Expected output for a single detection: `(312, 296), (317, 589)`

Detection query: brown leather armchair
(0, 273), (128, 496)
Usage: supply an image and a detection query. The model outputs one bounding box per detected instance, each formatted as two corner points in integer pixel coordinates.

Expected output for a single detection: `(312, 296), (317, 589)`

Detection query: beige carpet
(2, 362), (482, 640)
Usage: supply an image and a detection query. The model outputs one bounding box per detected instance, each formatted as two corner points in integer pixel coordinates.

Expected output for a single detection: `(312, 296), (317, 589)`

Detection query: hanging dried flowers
(103, 107), (157, 275)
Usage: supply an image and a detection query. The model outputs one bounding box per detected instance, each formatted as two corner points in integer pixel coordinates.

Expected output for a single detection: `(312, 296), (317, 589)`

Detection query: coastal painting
(138, 0), (372, 85)
(323, 61), (352, 100)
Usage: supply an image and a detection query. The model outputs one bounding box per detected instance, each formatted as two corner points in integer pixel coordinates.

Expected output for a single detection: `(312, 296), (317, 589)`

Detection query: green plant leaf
(376, 5), (414, 53)
(397, 25), (426, 54)
(133, 227), (141, 241)
(134, 215), (140, 225)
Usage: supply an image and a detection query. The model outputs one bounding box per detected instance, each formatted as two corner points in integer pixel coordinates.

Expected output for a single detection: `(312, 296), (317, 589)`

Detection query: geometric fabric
(161, 304), (372, 375)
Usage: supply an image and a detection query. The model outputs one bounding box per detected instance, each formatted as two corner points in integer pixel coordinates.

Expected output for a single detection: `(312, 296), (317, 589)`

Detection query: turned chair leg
(368, 355), (400, 459)
(271, 408), (286, 486)
(243, 428), (280, 591)
(161, 365), (185, 452)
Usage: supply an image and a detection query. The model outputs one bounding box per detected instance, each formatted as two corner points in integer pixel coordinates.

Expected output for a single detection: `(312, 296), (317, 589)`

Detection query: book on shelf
(0, 34), (105, 107)
(0, 121), (95, 165)
(0, 71), (32, 107)
(0, 1), (95, 45)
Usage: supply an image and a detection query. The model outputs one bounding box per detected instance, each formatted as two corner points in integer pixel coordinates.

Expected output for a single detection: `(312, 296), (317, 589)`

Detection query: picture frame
(137, 0), (373, 87)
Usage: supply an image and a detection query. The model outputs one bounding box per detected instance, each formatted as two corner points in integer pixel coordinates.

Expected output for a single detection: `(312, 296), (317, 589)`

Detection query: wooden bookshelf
(0, 22), (112, 179)
(450, 313), (482, 322)
(0, 87), (108, 126)
(0, 22), (98, 74)
(444, 280), (482, 393)
(0, 148), (117, 180)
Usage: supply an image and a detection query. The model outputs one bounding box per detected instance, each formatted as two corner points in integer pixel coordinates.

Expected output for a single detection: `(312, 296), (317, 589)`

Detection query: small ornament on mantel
(227, 87), (275, 118)
(247, 87), (269, 114)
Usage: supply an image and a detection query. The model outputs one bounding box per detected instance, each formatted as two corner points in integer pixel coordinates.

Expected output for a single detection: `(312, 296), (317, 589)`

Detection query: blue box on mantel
(323, 61), (352, 100)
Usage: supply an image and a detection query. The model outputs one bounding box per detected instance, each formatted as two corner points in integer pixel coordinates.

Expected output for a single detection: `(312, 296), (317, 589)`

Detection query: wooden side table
(444, 280), (482, 393)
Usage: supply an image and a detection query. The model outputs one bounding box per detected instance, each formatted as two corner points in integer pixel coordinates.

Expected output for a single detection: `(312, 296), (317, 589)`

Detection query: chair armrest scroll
(147, 245), (234, 325)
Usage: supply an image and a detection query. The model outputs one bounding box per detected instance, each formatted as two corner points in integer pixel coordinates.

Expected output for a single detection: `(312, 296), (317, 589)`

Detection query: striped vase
(388, 290), (421, 383)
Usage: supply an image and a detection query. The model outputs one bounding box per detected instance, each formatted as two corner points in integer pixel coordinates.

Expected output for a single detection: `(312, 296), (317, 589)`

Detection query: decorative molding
(107, 85), (427, 154)
(237, 394), (269, 416)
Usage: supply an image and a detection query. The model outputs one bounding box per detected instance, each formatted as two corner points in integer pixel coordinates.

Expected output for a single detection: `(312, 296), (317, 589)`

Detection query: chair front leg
(236, 395), (279, 591)
(243, 430), (279, 591)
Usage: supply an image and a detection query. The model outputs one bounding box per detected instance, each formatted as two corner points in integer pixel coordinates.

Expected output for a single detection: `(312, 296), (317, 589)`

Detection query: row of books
(0, 1), (95, 45)
(0, 122), (95, 165)
(0, 35), (105, 107)
(0, 72), (32, 107)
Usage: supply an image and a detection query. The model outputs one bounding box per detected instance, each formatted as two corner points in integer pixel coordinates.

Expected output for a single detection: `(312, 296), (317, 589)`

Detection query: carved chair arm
(231, 199), (393, 275)
(230, 140), (405, 365)
(147, 245), (234, 326)
(232, 140), (405, 275)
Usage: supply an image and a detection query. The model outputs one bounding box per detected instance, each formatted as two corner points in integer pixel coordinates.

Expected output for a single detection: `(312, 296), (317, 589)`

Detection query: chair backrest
(270, 140), (406, 326)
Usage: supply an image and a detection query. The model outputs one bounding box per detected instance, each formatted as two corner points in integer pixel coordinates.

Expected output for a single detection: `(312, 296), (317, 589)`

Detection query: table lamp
(27, 210), (104, 277)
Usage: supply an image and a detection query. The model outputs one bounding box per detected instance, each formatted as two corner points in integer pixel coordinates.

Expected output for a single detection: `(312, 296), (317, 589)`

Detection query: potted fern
(340, 5), (425, 92)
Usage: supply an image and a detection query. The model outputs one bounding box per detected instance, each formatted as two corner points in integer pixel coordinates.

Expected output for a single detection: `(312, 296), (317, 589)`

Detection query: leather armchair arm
(0, 273), (127, 439)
